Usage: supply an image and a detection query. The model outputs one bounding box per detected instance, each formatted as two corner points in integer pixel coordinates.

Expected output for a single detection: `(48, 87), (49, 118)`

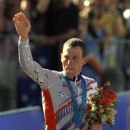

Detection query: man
(13, 12), (102, 130)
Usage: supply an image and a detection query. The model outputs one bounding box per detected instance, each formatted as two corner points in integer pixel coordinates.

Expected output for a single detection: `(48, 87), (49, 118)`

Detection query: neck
(66, 73), (81, 82)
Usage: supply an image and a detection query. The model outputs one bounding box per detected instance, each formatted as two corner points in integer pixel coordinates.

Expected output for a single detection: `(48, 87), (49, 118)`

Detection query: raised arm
(13, 12), (49, 89)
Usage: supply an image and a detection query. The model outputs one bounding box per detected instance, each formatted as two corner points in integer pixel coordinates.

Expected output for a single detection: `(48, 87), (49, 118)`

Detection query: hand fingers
(20, 12), (26, 20)
(97, 125), (102, 129)
(13, 12), (24, 23)
(13, 18), (17, 24)
(17, 13), (22, 21)
(13, 16), (20, 24)
(14, 13), (20, 23)
(91, 124), (102, 130)
(94, 124), (102, 127)
(19, 13), (23, 21)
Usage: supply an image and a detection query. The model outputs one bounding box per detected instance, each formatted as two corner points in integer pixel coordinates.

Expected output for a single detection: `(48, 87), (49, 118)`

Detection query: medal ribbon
(62, 72), (86, 127)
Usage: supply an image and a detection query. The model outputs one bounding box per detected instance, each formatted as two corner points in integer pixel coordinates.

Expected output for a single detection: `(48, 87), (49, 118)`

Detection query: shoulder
(82, 75), (98, 94)
(82, 75), (97, 85)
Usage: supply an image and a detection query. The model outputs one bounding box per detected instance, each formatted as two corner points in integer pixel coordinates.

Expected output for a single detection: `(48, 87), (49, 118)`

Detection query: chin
(65, 71), (75, 78)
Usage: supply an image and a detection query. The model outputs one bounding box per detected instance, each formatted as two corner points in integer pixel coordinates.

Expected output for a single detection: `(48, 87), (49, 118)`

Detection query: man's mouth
(66, 68), (74, 71)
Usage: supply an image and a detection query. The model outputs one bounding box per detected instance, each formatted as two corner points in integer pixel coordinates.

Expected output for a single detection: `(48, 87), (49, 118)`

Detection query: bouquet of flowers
(85, 82), (119, 129)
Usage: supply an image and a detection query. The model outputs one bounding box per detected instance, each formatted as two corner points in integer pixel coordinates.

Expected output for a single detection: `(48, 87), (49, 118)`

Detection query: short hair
(62, 38), (87, 57)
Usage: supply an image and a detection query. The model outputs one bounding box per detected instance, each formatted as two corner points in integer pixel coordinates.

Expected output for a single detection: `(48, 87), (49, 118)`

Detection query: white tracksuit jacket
(18, 38), (97, 130)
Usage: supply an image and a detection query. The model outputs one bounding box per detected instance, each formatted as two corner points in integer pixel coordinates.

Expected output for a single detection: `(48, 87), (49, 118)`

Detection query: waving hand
(13, 12), (31, 41)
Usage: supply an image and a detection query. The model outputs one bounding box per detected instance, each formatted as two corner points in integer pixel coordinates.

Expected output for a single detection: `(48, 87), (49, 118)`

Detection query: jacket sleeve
(18, 38), (49, 89)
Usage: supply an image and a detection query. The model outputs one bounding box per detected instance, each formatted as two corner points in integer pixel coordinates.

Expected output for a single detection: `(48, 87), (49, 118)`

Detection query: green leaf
(112, 101), (119, 108)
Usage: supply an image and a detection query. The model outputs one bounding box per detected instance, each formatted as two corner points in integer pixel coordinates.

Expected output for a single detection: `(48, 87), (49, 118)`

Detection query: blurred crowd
(0, 0), (130, 110)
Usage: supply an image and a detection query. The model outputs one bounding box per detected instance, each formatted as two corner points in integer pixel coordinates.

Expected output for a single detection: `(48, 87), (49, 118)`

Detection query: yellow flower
(95, 86), (99, 90)
(107, 110), (117, 118)
(100, 105), (102, 108)
(113, 98), (117, 102)
(100, 87), (103, 90)
(105, 81), (110, 86)
(110, 103), (114, 107)
(100, 108), (104, 113)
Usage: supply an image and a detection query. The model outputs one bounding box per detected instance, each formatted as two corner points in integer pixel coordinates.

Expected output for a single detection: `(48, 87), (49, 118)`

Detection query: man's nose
(68, 59), (73, 65)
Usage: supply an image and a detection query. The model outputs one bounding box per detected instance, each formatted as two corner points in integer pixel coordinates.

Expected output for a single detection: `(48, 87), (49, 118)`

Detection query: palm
(13, 13), (31, 37)
(16, 19), (30, 36)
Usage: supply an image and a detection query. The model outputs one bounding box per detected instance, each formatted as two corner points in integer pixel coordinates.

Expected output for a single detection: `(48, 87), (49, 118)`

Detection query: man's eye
(65, 56), (69, 59)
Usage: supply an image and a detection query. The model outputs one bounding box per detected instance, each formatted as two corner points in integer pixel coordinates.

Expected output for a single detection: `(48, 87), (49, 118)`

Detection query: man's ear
(83, 56), (88, 65)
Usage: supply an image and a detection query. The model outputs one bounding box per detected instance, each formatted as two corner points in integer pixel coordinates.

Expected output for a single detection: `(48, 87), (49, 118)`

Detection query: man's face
(61, 45), (88, 78)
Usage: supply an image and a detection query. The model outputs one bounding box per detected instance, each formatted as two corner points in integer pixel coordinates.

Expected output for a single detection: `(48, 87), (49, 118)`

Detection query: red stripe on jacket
(42, 88), (56, 130)
(55, 101), (73, 116)
(87, 81), (96, 87)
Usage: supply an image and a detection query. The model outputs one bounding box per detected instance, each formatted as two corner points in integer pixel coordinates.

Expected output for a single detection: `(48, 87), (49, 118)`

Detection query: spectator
(0, 0), (18, 61)
(0, 0), (5, 33)
(121, 2), (130, 90)
(0, 0), (21, 111)
(39, 0), (79, 70)
(99, 0), (125, 37)
(78, 2), (109, 85)
(97, 0), (126, 91)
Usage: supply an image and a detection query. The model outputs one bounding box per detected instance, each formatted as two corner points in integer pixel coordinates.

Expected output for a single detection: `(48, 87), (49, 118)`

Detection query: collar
(65, 72), (82, 82)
